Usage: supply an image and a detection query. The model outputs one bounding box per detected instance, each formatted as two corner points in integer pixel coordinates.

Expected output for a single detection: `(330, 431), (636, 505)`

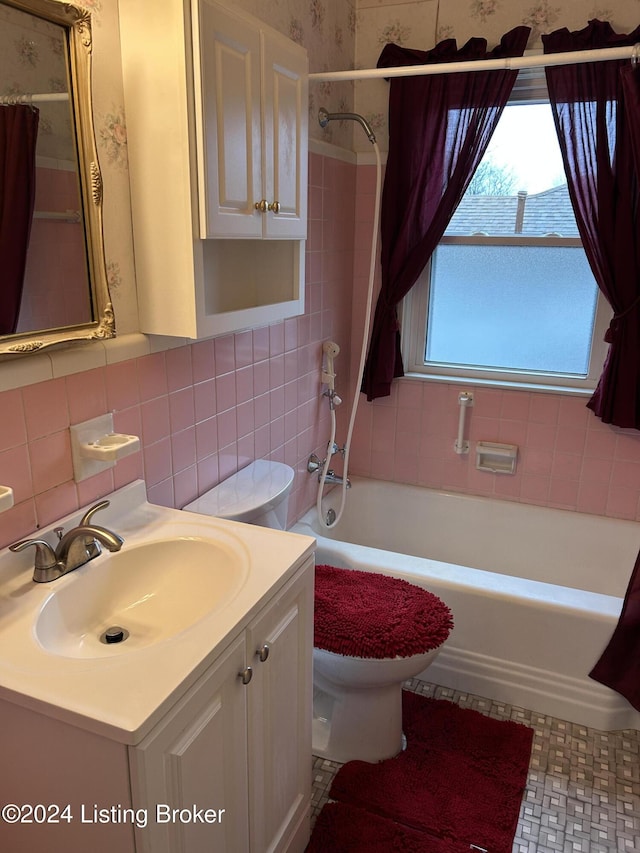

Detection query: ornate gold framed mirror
(0, 0), (114, 355)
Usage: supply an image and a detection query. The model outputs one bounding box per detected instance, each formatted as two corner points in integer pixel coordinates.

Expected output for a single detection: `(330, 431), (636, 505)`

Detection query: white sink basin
(34, 537), (249, 658)
(0, 480), (315, 742)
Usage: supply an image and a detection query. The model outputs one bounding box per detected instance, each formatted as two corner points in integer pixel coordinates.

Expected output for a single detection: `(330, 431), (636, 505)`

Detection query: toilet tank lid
(183, 460), (294, 520)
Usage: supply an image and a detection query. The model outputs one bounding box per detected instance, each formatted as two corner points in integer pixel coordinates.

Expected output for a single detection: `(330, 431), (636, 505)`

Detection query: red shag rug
(314, 565), (454, 658)
(307, 691), (533, 853)
(308, 802), (470, 852)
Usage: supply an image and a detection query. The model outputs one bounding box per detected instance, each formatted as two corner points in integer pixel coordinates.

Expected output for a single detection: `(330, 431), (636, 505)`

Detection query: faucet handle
(80, 499), (110, 526)
(9, 538), (57, 569)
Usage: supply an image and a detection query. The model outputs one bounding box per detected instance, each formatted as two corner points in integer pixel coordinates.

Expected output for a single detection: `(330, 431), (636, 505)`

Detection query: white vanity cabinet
(0, 558), (313, 853)
(129, 560), (314, 853)
(119, 0), (308, 340)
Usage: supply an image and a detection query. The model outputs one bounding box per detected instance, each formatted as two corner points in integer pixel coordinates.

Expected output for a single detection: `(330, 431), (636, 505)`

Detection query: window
(401, 70), (611, 391)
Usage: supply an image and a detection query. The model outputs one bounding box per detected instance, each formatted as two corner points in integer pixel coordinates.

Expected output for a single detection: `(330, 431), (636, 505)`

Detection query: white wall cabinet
(194, 0), (307, 239)
(119, 0), (308, 340)
(130, 561), (314, 853)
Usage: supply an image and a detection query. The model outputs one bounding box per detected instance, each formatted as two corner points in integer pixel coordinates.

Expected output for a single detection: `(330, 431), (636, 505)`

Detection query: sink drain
(100, 626), (129, 645)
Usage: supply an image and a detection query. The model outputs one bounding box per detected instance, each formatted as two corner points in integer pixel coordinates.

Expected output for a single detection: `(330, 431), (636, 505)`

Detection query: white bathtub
(292, 477), (640, 731)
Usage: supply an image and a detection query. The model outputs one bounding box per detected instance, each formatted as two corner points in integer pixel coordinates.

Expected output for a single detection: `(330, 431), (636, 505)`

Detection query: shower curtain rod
(0, 92), (69, 105)
(309, 43), (640, 82)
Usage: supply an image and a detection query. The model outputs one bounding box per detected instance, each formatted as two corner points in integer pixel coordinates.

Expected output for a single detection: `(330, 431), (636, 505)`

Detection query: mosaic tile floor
(311, 679), (640, 852)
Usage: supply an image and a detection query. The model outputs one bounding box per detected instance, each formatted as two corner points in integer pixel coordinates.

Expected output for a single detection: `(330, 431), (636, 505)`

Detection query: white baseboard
(423, 645), (640, 732)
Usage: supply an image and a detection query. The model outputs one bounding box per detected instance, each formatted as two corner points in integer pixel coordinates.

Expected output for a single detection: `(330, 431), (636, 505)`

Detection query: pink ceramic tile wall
(349, 164), (640, 521)
(350, 378), (640, 520)
(0, 152), (357, 549)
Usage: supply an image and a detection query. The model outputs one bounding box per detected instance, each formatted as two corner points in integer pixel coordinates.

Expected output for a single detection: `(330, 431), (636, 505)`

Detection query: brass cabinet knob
(254, 199), (268, 212)
(268, 201), (281, 214)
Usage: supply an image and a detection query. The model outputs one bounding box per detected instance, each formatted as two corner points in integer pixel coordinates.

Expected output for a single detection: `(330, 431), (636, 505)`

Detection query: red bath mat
(306, 802), (470, 852)
(310, 691), (533, 853)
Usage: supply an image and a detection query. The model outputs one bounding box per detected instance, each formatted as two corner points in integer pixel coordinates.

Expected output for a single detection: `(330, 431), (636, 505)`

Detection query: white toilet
(184, 465), (453, 766)
(312, 564), (453, 764)
(183, 459), (295, 529)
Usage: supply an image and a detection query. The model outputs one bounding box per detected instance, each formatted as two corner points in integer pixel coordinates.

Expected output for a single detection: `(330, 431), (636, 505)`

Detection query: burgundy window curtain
(543, 20), (640, 429)
(0, 104), (39, 335)
(361, 26), (531, 401)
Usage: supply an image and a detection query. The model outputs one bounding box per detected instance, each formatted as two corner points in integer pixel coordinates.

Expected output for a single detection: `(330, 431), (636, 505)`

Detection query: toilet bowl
(183, 459), (295, 529)
(313, 564), (453, 764)
(184, 469), (453, 766)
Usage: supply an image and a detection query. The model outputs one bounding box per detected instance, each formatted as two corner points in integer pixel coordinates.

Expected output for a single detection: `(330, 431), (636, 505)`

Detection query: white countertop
(0, 481), (315, 745)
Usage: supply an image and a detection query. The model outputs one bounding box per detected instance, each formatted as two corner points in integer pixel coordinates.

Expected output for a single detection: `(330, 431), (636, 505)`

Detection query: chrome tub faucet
(9, 500), (124, 583)
(307, 452), (351, 488)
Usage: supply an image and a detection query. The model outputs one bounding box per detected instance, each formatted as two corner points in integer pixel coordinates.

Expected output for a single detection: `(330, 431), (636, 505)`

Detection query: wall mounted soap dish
(476, 441), (518, 475)
(70, 413), (141, 482)
(0, 486), (14, 513)
(80, 432), (140, 462)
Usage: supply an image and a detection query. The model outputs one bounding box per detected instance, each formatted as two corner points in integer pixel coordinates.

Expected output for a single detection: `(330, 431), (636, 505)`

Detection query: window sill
(403, 371), (595, 397)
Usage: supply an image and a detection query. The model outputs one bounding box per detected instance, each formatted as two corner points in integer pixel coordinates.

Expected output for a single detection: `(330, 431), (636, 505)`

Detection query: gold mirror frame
(0, 0), (114, 356)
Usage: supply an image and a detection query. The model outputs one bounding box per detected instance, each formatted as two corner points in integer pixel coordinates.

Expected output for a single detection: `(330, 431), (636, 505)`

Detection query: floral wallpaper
(233, 0), (357, 149)
(0, 2), (71, 161)
(353, 0), (640, 152)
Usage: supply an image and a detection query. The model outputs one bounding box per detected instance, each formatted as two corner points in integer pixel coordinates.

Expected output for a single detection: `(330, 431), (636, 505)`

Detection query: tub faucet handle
(307, 453), (323, 473)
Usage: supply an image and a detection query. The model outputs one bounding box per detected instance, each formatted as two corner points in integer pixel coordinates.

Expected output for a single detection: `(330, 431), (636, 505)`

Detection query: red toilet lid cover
(314, 564), (454, 659)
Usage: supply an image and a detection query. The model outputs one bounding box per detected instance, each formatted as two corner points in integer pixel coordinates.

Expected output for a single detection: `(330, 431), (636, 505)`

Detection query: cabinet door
(130, 635), (249, 853)
(195, 0), (263, 238)
(246, 563), (314, 853)
(261, 31), (308, 239)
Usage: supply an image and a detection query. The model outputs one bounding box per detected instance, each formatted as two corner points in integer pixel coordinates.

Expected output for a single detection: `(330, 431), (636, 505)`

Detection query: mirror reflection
(0, 0), (113, 355)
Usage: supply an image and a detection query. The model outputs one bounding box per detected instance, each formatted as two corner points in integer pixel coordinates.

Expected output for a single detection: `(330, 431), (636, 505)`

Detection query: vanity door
(245, 563), (314, 853)
(129, 634), (249, 853)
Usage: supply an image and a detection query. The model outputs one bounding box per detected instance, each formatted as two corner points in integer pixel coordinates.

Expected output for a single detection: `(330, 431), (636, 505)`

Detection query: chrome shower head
(318, 108), (377, 144)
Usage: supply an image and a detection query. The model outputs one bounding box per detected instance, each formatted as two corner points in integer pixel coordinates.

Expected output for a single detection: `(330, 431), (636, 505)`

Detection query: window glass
(402, 82), (609, 391)
(426, 244), (598, 375)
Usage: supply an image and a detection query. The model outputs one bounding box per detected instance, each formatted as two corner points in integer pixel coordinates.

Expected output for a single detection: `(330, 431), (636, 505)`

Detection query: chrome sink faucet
(9, 500), (124, 583)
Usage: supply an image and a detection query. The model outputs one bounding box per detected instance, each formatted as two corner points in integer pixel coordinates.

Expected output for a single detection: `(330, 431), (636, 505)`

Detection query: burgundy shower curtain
(543, 28), (640, 711)
(361, 26), (531, 401)
(621, 62), (640, 159)
(0, 104), (39, 335)
(543, 20), (640, 429)
(590, 548), (640, 712)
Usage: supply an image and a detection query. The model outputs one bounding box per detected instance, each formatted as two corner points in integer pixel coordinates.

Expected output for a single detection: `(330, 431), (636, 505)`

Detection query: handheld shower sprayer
(323, 340), (340, 375)
(322, 341), (342, 406)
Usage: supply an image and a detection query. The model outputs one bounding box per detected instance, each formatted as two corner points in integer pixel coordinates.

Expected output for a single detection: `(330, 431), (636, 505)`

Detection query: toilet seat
(314, 564), (453, 659)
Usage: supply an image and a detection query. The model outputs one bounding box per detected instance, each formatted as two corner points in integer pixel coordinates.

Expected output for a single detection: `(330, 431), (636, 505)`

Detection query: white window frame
(399, 69), (612, 395)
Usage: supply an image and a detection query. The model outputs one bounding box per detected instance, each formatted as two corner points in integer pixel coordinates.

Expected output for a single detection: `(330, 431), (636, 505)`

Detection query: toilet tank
(183, 460), (295, 530)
